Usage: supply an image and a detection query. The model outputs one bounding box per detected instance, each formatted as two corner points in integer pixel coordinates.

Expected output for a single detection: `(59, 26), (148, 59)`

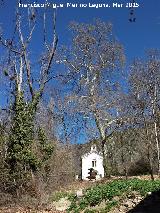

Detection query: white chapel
(81, 144), (104, 180)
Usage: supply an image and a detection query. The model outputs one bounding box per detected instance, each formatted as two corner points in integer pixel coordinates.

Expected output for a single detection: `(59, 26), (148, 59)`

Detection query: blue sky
(0, 0), (160, 104)
(0, 1), (159, 82)
(56, 0), (160, 62)
(0, 0), (160, 142)
(0, 0), (160, 62)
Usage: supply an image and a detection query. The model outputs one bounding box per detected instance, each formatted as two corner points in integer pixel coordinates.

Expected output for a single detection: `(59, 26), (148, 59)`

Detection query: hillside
(1, 176), (159, 213)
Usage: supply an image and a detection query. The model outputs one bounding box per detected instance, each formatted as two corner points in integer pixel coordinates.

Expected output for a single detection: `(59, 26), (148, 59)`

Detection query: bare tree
(57, 19), (125, 177)
(128, 50), (160, 178)
(0, 7), (58, 194)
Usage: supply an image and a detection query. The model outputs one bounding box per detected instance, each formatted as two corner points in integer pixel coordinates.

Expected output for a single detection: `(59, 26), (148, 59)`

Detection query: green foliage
(37, 127), (54, 163)
(85, 185), (103, 206)
(67, 201), (78, 213)
(84, 209), (96, 213)
(7, 92), (38, 172)
(103, 200), (118, 212)
(128, 178), (160, 196)
(51, 191), (74, 202)
(79, 198), (89, 210)
(67, 179), (160, 212)
(6, 91), (54, 194)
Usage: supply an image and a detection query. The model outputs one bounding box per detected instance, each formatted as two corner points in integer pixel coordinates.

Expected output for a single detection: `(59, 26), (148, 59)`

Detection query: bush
(128, 158), (150, 176)
(67, 179), (160, 212)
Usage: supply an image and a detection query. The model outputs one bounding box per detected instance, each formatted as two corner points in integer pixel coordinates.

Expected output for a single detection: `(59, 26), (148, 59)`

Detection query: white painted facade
(81, 145), (104, 180)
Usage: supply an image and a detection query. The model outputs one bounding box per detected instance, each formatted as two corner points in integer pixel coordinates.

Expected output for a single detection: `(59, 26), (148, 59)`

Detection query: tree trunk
(147, 146), (154, 181)
(142, 111), (154, 180)
(152, 84), (160, 176)
(120, 135), (128, 180)
(154, 121), (160, 176)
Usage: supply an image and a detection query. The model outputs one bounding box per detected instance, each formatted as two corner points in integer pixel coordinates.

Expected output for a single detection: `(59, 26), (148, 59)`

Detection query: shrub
(128, 158), (150, 176)
(67, 179), (160, 212)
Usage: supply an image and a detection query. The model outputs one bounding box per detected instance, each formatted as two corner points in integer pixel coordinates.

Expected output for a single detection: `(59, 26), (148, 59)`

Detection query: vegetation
(0, 2), (159, 212)
(67, 179), (160, 212)
(50, 191), (74, 202)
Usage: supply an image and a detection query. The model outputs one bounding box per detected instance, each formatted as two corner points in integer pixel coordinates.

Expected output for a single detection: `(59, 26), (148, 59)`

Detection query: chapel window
(92, 159), (97, 168)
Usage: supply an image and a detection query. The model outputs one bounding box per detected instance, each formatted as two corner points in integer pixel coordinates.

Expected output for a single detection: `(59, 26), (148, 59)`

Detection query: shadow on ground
(127, 190), (160, 213)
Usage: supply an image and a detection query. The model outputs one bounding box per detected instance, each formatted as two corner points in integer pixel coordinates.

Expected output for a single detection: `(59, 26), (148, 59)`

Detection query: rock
(98, 200), (106, 209)
(124, 200), (134, 208)
(76, 189), (83, 198)
(53, 197), (71, 211)
(119, 205), (127, 212)
(114, 196), (120, 202)
(127, 191), (139, 199)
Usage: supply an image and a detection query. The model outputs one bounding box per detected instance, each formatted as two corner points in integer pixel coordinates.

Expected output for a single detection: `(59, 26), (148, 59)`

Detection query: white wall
(82, 152), (104, 180)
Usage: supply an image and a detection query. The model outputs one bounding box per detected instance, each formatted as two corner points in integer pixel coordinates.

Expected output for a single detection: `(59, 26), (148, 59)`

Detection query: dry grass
(0, 175), (159, 213)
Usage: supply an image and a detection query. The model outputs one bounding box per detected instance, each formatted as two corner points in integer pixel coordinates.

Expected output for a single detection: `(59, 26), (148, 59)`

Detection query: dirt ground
(0, 175), (160, 213)
(0, 207), (64, 213)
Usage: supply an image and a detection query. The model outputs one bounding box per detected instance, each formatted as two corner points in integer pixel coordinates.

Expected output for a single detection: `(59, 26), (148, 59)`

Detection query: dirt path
(0, 208), (65, 213)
